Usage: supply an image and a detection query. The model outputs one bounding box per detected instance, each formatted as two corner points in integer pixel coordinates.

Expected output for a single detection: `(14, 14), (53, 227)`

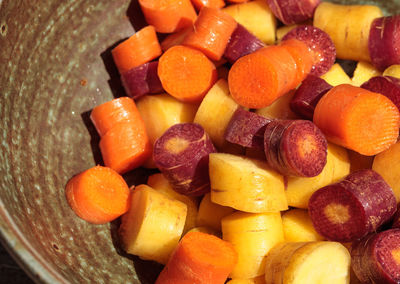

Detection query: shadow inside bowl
(110, 219), (164, 284)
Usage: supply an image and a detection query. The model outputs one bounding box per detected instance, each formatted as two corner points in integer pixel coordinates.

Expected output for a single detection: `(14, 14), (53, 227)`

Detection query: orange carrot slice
(158, 45), (217, 103)
(99, 121), (151, 174)
(156, 232), (238, 284)
(65, 166), (131, 224)
(314, 84), (400, 155)
(90, 97), (140, 137)
(138, 0), (197, 34)
(280, 38), (313, 87)
(228, 45), (298, 108)
(182, 7), (237, 61)
(111, 26), (161, 74)
(191, 0), (225, 11)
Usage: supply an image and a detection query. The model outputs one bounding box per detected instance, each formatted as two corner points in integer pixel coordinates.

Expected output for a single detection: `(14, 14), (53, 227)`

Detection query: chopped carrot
(313, 84), (400, 155)
(90, 97), (140, 137)
(99, 121), (151, 174)
(280, 39), (313, 87)
(191, 0), (225, 11)
(138, 0), (197, 34)
(182, 7), (237, 61)
(158, 45), (217, 103)
(228, 45), (299, 108)
(226, 0), (248, 2)
(156, 232), (238, 284)
(161, 27), (193, 52)
(65, 166), (131, 224)
(111, 26), (161, 74)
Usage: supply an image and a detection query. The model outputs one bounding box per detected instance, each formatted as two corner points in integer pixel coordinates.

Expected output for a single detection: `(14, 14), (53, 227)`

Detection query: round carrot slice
(158, 45), (217, 103)
(65, 166), (131, 224)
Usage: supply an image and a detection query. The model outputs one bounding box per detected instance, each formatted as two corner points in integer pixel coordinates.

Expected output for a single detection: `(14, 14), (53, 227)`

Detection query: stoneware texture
(0, 0), (399, 283)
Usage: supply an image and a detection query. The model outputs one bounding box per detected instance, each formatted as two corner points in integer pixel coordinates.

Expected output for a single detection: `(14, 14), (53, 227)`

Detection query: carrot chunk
(158, 45), (217, 103)
(280, 38), (313, 84)
(65, 166), (131, 224)
(183, 7), (237, 61)
(90, 97), (141, 137)
(313, 84), (400, 155)
(352, 229), (400, 283)
(309, 169), (396, 242)
(99, 121), (151, 174)
(156, 231), (237, 284)
(138, 0), (197, 33)
(228, 45), (300, 108)
(111, 26), (161, 75)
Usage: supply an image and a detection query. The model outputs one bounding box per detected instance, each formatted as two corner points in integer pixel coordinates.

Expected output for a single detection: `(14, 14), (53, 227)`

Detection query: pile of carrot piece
(65, 0), (400, 283)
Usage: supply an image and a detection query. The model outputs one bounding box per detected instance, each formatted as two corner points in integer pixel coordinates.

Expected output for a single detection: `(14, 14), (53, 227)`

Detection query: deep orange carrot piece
(182, 7), (237, 61)
(138, 0), (197, 34)
(313, 84), (400, 155)
(228, 45), (298, 108)
(280, 38), (313, 87)
(111, 26), (162, 74)
(99, 121), (151, 174)
(191, 0), (225, 11)
(161, 27), (194, 52)
(65, 166), (131, 224)
(90, 97), (140, 137)
(226, 0), (248, 3)
(156, 232), (237, 284)
(158, 45), (217, 103)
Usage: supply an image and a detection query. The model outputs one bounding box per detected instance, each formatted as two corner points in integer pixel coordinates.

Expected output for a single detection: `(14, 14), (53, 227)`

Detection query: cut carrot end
(66, 166), (131, 224)
(158, 45), (217, 103)
(111, 25), (162, 74)
(138, 0), (197, 33)
(345, 92), (400, 155)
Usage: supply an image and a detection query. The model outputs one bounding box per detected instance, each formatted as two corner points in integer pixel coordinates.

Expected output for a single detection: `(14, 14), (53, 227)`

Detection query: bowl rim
(0, 200), (68, 284)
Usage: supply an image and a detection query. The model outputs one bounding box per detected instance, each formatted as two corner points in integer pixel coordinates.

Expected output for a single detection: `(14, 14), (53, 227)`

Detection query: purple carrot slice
(282, 25), (336, 76)
(223, 24), (265, 64)
(224, 108), (272, 150)
(264, 119), (293, 173)
(265, 0), (320, 25)
(309, 169), (397, 242)
(369, 15), (400, 71)
(392, 205), (400, 229)
(351, 229), (400, 284)
(121, 61), (163, 99)
(153, 123), (216, 196)
(361, 76), (400, 111)
(290, 75), (333, 120)
(264, 119), (327, 177)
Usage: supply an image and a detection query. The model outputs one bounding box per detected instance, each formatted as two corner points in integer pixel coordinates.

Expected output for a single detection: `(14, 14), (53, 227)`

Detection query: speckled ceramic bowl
(1, 0), (399, 283)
